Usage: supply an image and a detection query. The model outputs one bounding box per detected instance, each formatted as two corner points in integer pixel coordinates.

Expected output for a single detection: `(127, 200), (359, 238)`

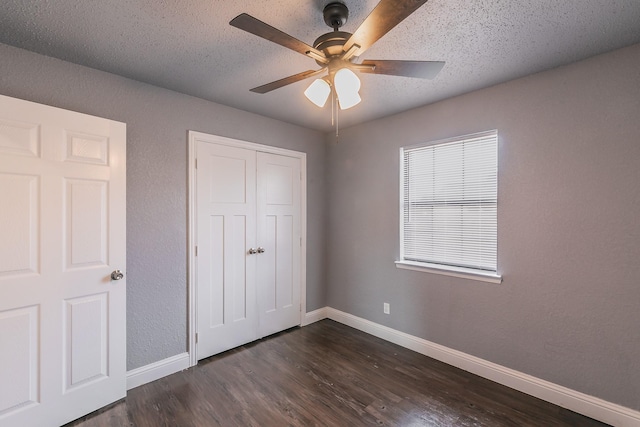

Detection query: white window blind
(400, 131), (497, 273)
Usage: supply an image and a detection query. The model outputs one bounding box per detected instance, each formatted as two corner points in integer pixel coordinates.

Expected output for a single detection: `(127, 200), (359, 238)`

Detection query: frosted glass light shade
(334, 68), (361, 110)
(304, 78), (331, 107)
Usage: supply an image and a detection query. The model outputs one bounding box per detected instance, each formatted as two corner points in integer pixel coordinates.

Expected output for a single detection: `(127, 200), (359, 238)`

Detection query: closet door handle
(257, 247), (265, 254)
(111, 270), (124, 281)
(248, 248), (257, 255)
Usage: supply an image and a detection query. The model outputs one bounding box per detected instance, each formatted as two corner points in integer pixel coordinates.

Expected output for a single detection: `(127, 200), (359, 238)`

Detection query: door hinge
(195, 246), (198, 256)
(300, 237), (302, 247)
(195, 158), (198, 169)
(196, 333), (198, 343)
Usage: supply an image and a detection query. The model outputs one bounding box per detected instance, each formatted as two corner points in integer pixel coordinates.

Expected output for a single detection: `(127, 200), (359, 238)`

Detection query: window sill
(395, 261), (502, 284)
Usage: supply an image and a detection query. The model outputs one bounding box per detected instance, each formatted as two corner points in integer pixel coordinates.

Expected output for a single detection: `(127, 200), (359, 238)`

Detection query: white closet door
(194, 135), (303, 361)
(0, 95), (126, 427)
(196, 142), (257, 360)
(256, 152), (301, 338)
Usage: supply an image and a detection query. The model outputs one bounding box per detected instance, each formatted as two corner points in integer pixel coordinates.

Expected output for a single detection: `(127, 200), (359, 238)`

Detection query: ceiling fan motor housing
(313, 31), (353, 64)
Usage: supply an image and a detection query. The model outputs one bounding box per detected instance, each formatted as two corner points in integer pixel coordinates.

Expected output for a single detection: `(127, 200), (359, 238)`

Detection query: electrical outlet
(383, 303), (390, 314)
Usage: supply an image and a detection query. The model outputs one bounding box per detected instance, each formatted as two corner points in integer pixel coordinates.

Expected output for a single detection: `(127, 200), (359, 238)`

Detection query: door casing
(187, 131), (307, 367)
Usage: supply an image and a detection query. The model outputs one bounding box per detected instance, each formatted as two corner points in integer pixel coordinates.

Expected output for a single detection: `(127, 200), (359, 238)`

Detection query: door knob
(248, 248), (257, 255)
(257, 247), (265, 253)
(111, 270), (124, 280)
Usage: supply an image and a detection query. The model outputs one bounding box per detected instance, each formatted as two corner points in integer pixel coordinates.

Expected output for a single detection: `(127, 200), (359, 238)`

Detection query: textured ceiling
(1, 0), (639, 131)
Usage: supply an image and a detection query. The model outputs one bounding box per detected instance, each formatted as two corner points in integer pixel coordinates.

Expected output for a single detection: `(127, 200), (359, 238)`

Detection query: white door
(0, 95), (126, 427)
(194, 138), (302, 361)
(196, 142), (257, 359)
(256, 152), (301, 338)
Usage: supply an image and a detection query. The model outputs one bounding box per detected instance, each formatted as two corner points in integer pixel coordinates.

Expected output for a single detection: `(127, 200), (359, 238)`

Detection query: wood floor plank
(66, 320), (609, 427)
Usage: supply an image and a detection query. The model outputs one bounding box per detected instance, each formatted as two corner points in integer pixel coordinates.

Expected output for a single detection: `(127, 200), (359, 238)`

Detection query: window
(397, 130), (500, 282)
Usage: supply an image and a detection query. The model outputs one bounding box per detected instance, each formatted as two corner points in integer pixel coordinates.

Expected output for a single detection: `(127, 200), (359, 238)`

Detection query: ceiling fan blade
(230, 13), (326, 61)
(343, 0), (429, 56)
(358, 60), (444, 79)
(250, 69), (326, 94)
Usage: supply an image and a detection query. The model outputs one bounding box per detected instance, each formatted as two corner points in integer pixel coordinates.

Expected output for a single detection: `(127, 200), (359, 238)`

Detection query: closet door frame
(187, 131), (307, 367)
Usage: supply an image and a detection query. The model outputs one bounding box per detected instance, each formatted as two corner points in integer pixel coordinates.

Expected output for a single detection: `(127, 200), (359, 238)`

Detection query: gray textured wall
(0, 43), (327, 370)
(2, 37), (639, 411)
(325, 43), (640, 410)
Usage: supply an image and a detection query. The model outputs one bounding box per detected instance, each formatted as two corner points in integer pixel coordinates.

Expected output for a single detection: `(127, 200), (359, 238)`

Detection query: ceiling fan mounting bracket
(323, 2), (349, 30)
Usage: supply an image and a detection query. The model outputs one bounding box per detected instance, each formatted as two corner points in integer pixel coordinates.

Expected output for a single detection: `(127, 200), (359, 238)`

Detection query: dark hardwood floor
(66, 320), (608, 426)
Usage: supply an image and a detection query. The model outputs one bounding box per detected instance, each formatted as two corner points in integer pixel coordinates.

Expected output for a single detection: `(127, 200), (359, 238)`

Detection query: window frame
(396, 130), (502, 284)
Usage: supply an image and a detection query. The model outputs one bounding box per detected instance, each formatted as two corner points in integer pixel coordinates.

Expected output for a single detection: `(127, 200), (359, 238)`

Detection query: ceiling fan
(229, 0), (444, 111)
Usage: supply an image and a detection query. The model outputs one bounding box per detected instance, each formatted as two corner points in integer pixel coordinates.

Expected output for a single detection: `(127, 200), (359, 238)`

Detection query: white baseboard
(127, 308), (327, 391)
(325, 307), (640, 427)
(302, 307), (329, 326)
(126, 352), (190, 390)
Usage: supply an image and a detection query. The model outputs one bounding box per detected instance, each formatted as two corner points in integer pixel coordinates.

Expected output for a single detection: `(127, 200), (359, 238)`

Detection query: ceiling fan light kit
(230, 0), (444, 122)
(304, 78), (332, 107)
(333, 68), (361, 109)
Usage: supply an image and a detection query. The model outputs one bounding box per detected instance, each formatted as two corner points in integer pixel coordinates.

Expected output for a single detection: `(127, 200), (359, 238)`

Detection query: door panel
(207, 215), (225, 328)
(0, 118), (40, 157)
(257, 152), (301, 338)
(64, 131), (109, 165)
(0, 173), (39, 277)
(0, 94), (126, 427)
(0, 305), (39, 417)
(63, 293), (108, 392)
(196, 142), (257, 360)
(65, 178), (109, 268)
(230, 215), (248, 321)
(262, 215), (278, 313)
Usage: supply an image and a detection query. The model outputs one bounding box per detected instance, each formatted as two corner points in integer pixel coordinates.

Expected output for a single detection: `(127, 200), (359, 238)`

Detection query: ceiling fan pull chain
(331, 90), (335, 127)
(335, 95), (340, 143)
